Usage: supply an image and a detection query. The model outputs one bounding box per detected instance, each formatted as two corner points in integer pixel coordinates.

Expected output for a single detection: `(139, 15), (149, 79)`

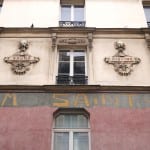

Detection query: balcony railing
(56, 75), (88, 85)
(147, 22), (150, 27)
(59, 21), (86, 27)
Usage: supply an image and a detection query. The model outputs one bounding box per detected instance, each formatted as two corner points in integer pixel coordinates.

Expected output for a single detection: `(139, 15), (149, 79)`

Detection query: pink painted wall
(0, 107), (150, 150)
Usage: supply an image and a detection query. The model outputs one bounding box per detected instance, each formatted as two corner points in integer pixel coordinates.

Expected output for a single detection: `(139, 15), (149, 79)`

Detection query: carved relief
(4, 40), (40, 75)
(58, 38), (87, 45)
(104, 41), (141, 76)
(145, 33), (150, 49)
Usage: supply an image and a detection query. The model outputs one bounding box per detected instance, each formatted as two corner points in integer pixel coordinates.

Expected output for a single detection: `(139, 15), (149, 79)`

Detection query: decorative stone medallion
(104, 41), (141, 76)
(4, 40), (40, 75)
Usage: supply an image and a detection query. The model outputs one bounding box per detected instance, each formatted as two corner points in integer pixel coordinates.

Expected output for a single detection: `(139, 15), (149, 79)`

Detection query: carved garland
(4, 40), (40, 75)
(104, 41), (141, 76)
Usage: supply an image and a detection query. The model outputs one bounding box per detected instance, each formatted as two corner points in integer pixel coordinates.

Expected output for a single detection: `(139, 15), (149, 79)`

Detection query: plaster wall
(0, 32), (150, 86)
(92, 36), (150, 86)
(0, 0), (60, 27)
(0, 0), (148, 28)
(0, 106), (149, 150)
(86, 0), (147, 28)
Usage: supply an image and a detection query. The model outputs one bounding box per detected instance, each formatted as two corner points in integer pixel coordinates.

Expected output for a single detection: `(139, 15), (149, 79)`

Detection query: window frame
(57, 49), (87, 77)
(60, 4), (85, 22)
(143, 1), (150, 27)
(52, 108), (91, 150)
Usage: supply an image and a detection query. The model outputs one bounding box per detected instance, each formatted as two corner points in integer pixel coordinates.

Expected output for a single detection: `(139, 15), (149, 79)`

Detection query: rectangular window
(59, 0), (85, 27)
(57, 50), (87, 85)
(143, 5), (150, 27)
(61, 5), (84, 22)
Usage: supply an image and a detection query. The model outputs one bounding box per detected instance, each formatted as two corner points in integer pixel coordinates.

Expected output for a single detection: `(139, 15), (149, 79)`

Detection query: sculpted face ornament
(4, 40), (40, 75)
(104, 41), (141, 76)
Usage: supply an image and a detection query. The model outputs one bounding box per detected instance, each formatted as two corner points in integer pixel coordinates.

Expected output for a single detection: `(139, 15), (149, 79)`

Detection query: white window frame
(60, 4), (85, 21)
(57, 49), (87, 76)
(52, 109), (91, 150)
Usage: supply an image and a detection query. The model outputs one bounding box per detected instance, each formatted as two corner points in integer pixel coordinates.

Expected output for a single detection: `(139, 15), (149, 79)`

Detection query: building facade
(0, 0), (150, 150)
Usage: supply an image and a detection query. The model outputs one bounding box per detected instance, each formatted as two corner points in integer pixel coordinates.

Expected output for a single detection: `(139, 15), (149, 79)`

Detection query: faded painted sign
(0, 93), (150, 108)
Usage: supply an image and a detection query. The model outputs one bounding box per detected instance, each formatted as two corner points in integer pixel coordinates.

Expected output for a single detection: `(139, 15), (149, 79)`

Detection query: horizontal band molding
(0, 85), (149, 93)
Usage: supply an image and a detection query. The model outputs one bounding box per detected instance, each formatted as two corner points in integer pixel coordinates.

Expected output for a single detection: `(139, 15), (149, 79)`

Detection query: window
(144, 6), (150, 27)
(61, 5), (84, 22)
(59, 0), (85, 27)
(56, 50), (88, 85)
(53, 108), (90, 150)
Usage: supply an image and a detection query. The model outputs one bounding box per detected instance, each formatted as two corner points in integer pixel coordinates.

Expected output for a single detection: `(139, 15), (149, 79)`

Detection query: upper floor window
(0, 0), (3, 12)
(61, 5), (84, 22)
(144, 6), (150, 27)
(56, 50), (88, 85)
(59, 0), (85, 27)
(53, 108), (90, 150)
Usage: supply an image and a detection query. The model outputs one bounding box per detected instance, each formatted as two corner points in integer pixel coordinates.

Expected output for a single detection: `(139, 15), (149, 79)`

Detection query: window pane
(58, 62), (70, 75)
(55, 114), (88, 128)
(73, 132), (89, 150)
(74, 62), (85, 75)
(61, 5), (71, 21)
(144, 7), (150, 22)
(74, 51), (85, 61)
(54, 132), (69, 150)
(74, 6), (84, 21)
(59, 51), (70, 61)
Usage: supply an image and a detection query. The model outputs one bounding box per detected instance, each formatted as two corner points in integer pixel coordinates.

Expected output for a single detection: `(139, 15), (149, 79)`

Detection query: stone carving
(58, 38), (87, 45)
(4, 40), (40, 75)
(52, 33), (57, 50)
(104, 41), (141, 76)
(145, 33), (150, 49)
(88, 33), (93, 49)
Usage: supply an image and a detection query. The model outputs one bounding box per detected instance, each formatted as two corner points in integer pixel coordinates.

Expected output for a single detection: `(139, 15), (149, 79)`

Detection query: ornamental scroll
(4, 40), (40, 75)
(104, 41), (141, 76)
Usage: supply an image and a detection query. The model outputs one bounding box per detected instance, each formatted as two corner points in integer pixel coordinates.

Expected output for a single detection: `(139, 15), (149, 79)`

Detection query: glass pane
(54, 132), (69, 150)
(61, 5), (71, 21)
(59, 51), (70, 61)
(144, 7), (150, 22)
(74, 62), (85, 75)
(74, 51), (85, 61)
(73, 132), (89, 150)
(58, 62), (70, 75)
(55, 114), (88, 128)
(74, 6), (84, 21)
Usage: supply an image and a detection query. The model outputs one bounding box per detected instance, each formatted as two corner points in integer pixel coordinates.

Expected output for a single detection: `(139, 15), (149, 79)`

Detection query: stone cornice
(0, 85), (149, 93)
(0, 27), (150, 35)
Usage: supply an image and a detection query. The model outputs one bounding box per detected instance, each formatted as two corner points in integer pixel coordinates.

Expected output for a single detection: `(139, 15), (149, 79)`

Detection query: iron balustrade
(147, 22), (150, 27)
(59, 21), (86, 27)
(56, 75), (88, 85)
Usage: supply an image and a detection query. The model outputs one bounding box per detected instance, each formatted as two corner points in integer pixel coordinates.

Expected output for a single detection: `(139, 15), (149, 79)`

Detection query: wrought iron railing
(59, 21), (86, 27)
(147, 22), (150, 27)
(56, 75), (88, 85)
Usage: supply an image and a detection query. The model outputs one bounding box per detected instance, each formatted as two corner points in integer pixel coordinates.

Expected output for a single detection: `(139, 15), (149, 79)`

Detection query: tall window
(53, 109), (90, 150)
(57, 50), (87, 85)
(61, 5), (84, 22)
(59, 0), (85, 27)
(143, 6), (150, 27)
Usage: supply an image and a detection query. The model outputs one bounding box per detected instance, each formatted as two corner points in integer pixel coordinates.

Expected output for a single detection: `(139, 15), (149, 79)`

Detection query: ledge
(0, 27), (150, 35)
(0, 85), (149, 93)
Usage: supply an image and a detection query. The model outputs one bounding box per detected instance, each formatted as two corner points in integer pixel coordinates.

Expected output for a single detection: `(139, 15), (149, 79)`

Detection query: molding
(1, 27), (150, 35)
(0, 85), (149, 93)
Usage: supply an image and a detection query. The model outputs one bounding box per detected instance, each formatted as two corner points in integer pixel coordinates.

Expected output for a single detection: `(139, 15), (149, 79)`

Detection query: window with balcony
(56, 50), (87, 85)
(52, 108), (90, 150)
(59, 0), (85, 27)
